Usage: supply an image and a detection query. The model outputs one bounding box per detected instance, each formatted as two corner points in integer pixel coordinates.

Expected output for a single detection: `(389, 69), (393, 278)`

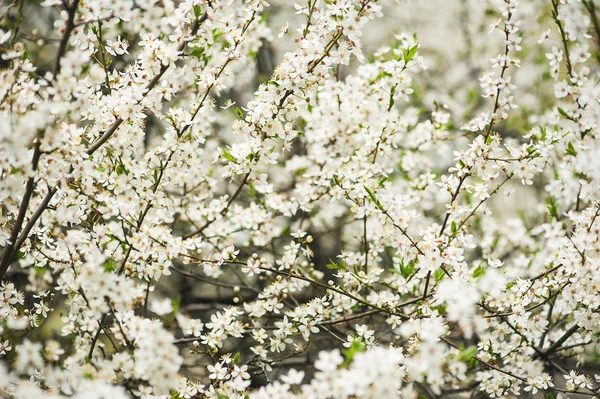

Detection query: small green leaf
(399, 260), (416, 278)
(342, 340), (365, 367)
(472, 264), (486, 279)
(212, 29), (224, 41)
(233, 107), (244, 119)
(458, 346), (477, 362)
(403, 44), (419, 63)
(464, 192), (472, 206)
(545, 196), (559, 220)
(557, 107), (568, 117)
(104, 258), (116, 272)
(221, 148), (236, 163)
(193, 4), (202, 18)
(189, 47), (205, 59)
(171, 295), (181, 315)
(466, 88), (478, 104)
(371, 71), (393, 83)
(247, 180), (257, 200)
(565, 141), (577, 157)
(434, 268), (445, 282)
(364, 186), (383, 210)
(233, 351), (240, 364)
(326, 258), (347, 271)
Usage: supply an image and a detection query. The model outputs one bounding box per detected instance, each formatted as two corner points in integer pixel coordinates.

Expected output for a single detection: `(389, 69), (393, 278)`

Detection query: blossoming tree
(1, 0), (600, 397)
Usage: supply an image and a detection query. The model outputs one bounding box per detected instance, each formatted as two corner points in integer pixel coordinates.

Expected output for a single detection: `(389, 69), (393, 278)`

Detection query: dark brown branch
(0, 139), (42, 278)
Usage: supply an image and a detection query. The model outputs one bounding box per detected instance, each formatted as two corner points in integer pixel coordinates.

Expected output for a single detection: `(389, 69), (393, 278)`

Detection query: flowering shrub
(1, 0), (600, 397)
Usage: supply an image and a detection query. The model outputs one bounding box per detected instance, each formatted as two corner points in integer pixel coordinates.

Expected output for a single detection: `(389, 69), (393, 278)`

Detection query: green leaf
(565, 141), (577, 157)
(472, 264), (486, 279)
(221, 148), (236, 163)
(259, 12), (270, 23)
(466, 88), (478, 104)
(364, 186), (383, 210)
(545, 196), (559, 220)
(403, 44), (419, 63)
(189, 47), (205, 59)
(342, 340), (365, 367)
(326, 258), (347, 271)
(193, 4), (202, 18)
(171, 295), (181, 315)
(247, 180), (257, 200)
(233, 351), (240, 364)
(233, 107), (244, 119)
(399, 260), (416, 278)
(557, 107), (568, 117)
(464, 192), (472, 206)
(212, 29), (224, 41)
(371, 71), (393, 84)
(434, 268), (445, 282)
(104, 258), (116, 272)
(458, 346), (477, 362)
